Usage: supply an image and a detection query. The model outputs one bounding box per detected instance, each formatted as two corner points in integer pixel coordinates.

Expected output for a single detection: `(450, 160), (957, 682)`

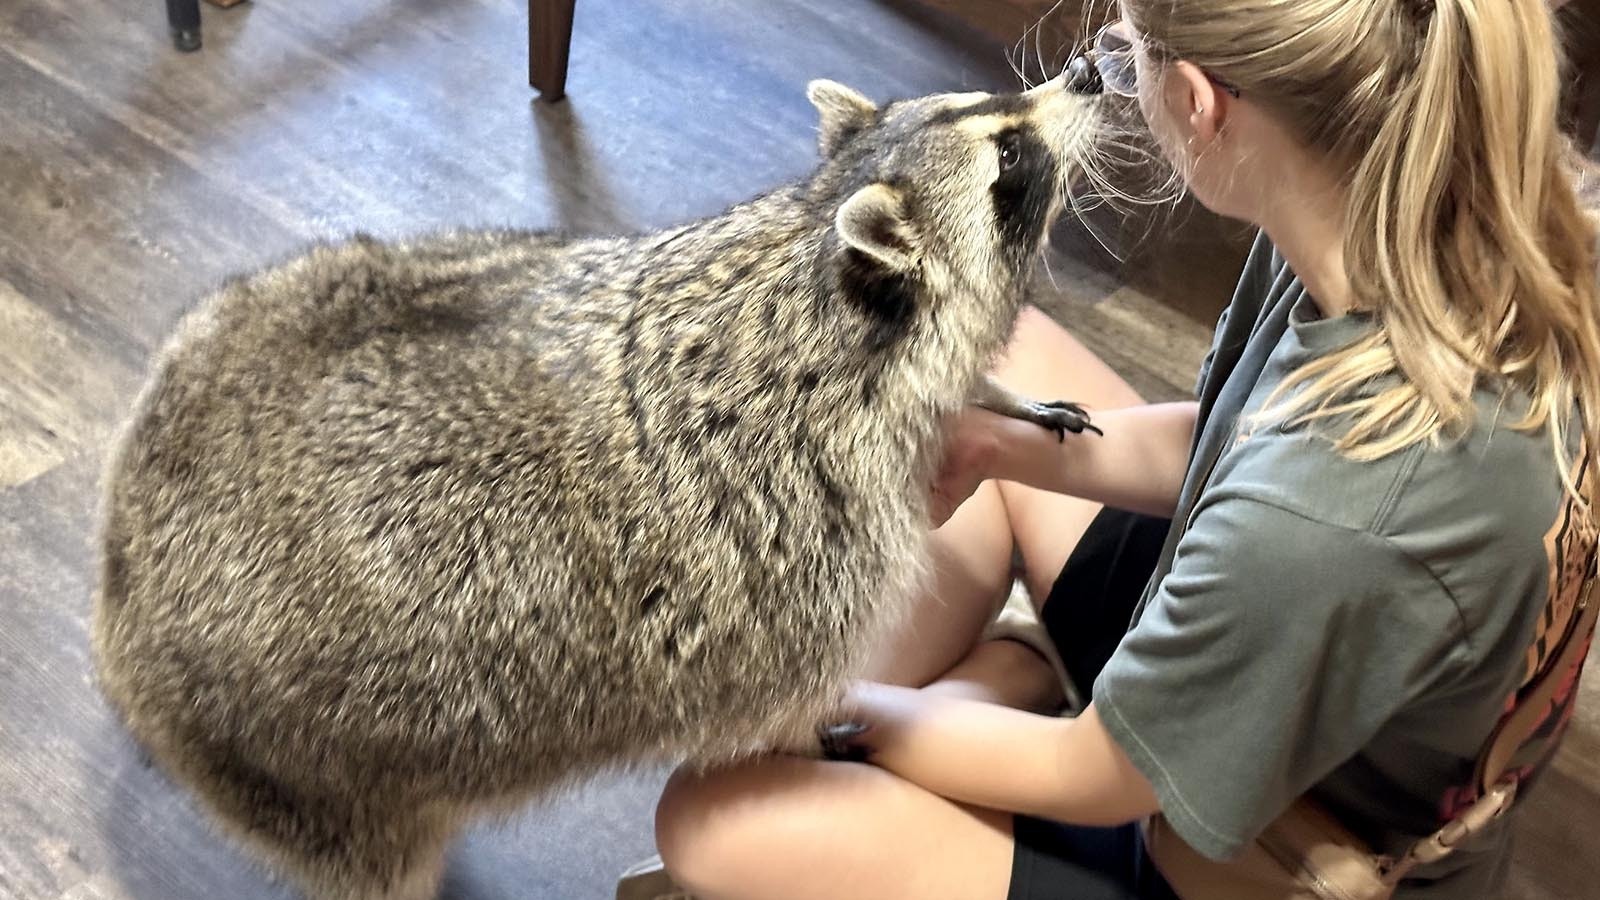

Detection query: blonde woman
(620, 1), (1600, 897)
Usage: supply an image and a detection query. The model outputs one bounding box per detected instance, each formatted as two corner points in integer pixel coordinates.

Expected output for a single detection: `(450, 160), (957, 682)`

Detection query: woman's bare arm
(986, 401), (1199, 518)
(838, 683), (1160, 826)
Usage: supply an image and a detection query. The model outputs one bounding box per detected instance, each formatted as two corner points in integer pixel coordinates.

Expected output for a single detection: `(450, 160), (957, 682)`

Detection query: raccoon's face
(807, 76), (1102, 299)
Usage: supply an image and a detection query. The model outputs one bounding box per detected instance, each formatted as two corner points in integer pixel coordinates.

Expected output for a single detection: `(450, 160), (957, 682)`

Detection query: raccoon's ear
(836, 183), (918, 272)
(807, 80), (878, 156)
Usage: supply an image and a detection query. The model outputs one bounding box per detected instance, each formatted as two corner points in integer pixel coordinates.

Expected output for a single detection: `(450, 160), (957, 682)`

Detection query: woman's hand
(928, 407), (1009, 527)
(818, 681), (1161, 826)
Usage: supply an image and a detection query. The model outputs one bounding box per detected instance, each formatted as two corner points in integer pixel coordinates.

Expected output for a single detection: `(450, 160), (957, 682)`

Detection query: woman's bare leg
(861, 479), (1013, 688)
(867, 306), (1146, 688)
(990, 306), (1146, 604)
(656, 758), (1015, 900)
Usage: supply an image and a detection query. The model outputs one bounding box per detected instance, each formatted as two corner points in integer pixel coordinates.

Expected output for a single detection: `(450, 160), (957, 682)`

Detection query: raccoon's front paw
(817, 722), (873, 763)
(970, 377), (1103, 441)
(1018, 399), (1103, 441)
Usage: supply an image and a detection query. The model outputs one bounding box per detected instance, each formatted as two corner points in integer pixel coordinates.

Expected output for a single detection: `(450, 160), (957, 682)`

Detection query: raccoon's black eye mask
(998, 132), (1023, 172)
(990, 126), (1057, 250)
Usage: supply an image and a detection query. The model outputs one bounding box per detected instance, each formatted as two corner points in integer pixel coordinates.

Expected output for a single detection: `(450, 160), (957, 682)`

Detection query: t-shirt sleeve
(1093, 496), (1467, 860)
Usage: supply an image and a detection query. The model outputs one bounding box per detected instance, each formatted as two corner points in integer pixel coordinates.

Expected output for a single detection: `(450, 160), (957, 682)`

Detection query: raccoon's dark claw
(1024, 400), (1103, 441)
(818, 722), (873, 762)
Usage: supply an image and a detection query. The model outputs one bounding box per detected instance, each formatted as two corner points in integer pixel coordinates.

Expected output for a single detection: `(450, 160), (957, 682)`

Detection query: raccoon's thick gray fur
(93, 77), (1101, 899)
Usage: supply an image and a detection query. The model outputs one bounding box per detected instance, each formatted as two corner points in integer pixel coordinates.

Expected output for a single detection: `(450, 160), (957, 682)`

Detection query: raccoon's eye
(998, 133), (1023, 172)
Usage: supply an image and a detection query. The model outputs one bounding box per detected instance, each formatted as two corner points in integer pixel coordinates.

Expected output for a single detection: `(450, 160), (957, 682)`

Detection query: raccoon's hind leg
(971, 374), (1102, 440)
(294, 821), (454, 900)
(250, 803), (457, 900)
(180, 749), (459, 900)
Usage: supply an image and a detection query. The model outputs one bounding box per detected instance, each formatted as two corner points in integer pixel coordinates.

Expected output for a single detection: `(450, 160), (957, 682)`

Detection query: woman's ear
(1167, 60), (1225, 149)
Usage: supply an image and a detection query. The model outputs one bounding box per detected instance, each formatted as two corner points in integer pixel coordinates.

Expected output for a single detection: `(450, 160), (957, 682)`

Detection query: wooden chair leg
(166, 0), (201, 51)
(529, 0), (577, 101)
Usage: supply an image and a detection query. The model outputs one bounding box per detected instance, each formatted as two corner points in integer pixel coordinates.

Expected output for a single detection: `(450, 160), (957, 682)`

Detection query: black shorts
(1008, 506), (1180, 900)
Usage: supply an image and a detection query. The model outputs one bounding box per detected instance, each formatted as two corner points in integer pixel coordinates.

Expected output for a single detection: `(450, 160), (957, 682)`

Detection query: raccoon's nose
(1065, 55), (1103, 95)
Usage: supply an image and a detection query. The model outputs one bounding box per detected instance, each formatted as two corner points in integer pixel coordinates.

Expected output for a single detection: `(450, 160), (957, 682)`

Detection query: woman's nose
(1065, 56), (1104, 95)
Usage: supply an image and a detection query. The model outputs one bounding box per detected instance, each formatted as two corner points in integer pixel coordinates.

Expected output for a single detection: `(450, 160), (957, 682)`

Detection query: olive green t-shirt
(1094, 234), (1593, 897)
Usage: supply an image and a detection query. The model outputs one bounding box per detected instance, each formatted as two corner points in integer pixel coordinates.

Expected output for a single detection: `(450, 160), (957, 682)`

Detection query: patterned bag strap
(1475, 573), (1598, 791)
(1383, 546), (1600, 883)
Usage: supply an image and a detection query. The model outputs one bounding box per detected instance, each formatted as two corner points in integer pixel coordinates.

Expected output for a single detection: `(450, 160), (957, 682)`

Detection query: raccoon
(93, 73), (1105, 899)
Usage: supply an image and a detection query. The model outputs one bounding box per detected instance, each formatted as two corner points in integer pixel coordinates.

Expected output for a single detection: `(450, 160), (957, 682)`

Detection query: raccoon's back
(92, 225), (916, 788)
(92, 233), (633, 769)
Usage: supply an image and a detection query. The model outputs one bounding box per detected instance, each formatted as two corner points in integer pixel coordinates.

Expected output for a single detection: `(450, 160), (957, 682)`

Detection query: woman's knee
(654, 758), (1016, 900)
(992, 305), (1068, 388)
(654, 767), (722, 890)
(654, 762), (784, 894)
(994, 305), (1143, 409)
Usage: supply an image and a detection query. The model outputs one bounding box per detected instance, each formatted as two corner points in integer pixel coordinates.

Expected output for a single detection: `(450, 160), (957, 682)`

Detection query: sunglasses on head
(1088, 21), (1242, 100)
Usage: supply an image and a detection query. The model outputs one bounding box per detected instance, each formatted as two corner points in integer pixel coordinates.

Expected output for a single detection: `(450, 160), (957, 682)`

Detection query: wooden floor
(0, 0), (1594, 898)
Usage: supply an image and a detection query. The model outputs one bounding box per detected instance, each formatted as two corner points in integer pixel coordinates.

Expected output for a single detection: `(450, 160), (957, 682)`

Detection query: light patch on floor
(0, 277), (118, 488)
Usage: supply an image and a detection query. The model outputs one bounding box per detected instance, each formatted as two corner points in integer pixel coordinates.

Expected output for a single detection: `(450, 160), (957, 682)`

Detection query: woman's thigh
(862, 479), (1014, 688)
(655, 757), (1015, 900)
(867, 307), (1147, 686)
(990, 306), (1145, 604)
(654, 759), (1164, 900)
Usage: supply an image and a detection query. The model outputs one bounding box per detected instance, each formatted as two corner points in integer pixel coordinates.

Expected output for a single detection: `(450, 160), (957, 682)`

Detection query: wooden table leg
(166, 0), (201, 51)
(530, 0), (577, 101)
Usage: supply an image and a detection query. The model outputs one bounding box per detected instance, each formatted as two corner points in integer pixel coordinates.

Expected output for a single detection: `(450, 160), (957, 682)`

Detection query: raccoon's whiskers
(1066, 179), (1124, 263)
(1033, 15), (1048, 87)
(1006, 33), (1031, 89)
(1032, 0), (1070, 84)
(1040, 244), (1063, 291)
(1079, 113), (1188, 212)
